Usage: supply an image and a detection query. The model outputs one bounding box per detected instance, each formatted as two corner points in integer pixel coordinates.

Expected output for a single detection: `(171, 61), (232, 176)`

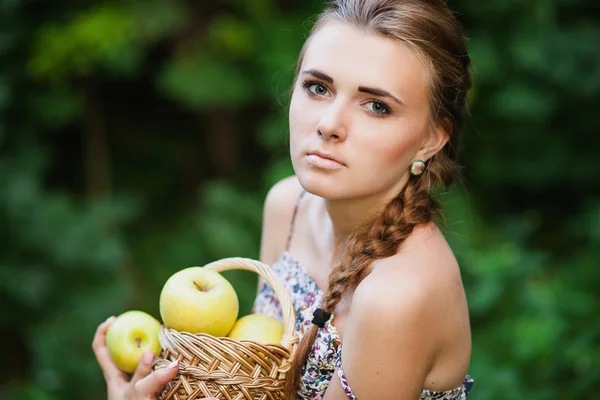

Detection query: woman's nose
(316, 101), (348, 142)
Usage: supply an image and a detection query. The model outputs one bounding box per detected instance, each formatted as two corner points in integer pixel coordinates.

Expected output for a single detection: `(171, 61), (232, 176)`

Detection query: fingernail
(105, 316), (115, 324)
(166, 360), (178, 371)
(142, 351), (155, 365)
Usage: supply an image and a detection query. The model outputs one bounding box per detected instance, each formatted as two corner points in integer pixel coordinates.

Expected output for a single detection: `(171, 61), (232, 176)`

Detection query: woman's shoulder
(259, 176), (305, 265)
(351, 221), (467, 352)
(339, 230), (454, 398)
(376, 221), (461, 288)
(339, 222), (471, 393)
(264, 175), (304, 212)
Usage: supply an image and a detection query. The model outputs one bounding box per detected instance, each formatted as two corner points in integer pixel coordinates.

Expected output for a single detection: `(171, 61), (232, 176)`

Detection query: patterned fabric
(253, 251), (474, 399)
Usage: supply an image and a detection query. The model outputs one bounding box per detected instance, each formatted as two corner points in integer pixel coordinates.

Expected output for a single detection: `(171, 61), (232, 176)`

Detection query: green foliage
(158, 57), (255, 109)
(1, 0), (598, 399)
(28, 4), (139, 82)
(0, 146), (136, 398)
(28, 1), (183, 85)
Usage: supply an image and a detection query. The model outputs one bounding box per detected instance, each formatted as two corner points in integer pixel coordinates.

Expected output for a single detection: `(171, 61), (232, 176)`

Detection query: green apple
(105, 310), (162, 374)
(227, 314), (284, 344)
(159, 267), (239, 336)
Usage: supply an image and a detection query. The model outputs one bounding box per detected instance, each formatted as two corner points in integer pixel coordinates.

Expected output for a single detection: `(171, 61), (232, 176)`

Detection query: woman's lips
(306, 153), (345, 170)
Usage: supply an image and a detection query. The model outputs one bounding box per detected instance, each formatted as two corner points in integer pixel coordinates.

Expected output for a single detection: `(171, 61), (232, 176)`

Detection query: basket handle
(202, 257), (297, 348)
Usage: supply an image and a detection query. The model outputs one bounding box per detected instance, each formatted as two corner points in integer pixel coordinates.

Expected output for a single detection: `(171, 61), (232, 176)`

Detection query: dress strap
(335, 346), (358, 400)
(285, 189), (307, 251)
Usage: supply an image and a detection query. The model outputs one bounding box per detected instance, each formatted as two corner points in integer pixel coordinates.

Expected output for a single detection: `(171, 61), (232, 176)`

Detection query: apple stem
(193, 280), (213, 292)
(135, 338), (142, 348)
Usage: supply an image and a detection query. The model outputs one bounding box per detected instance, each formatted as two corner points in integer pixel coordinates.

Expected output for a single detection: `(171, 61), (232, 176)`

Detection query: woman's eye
(308, 83), (329, 96)
(365, 100), (391, 116)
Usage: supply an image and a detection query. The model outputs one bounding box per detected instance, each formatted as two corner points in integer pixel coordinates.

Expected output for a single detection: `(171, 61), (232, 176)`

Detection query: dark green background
(1, 0), (598, 399)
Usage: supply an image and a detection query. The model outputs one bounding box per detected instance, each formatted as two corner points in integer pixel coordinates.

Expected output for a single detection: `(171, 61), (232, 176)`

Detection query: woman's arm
(322, 258), (440, 400)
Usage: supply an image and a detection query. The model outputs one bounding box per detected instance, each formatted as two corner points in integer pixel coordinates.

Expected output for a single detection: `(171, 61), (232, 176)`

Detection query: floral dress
(253, 251), (475, 400)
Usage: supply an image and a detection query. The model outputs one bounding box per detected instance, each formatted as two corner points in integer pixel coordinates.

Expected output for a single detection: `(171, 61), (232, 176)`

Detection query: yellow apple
(159, 267), (239, 336)
(227, 314), (284, 344)
(105, 310), (162, 374)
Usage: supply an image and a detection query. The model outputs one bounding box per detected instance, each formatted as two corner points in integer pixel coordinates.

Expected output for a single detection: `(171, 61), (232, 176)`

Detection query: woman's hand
(92, 316), (179, 400)
(131, 362), (217, 400)
(93, 316), (219, 400)
(131, 359), (181, 400)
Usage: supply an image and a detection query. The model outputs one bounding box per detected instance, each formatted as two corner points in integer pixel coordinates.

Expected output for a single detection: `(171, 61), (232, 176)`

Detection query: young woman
(93, 0), (475, 399)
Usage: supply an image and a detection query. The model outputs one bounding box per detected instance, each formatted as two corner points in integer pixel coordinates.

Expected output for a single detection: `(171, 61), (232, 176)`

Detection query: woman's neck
(344, 177), (410, 234)
(308, 177), (409, 262)
(326, 197), (382, 250)
(320, 197), (397, 259)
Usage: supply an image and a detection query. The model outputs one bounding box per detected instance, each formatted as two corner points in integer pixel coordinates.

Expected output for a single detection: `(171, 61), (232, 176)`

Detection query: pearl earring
(410, 160), (426, 176)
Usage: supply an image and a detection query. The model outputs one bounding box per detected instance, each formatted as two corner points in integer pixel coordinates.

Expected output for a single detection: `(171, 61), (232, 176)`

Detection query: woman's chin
(296, 170), (351, 200)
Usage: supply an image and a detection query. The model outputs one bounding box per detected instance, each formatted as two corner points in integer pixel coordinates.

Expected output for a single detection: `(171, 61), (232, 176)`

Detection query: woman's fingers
(133, 360), (179, 399)
(92, 316), (128, 384)
(130, 351), (156, 388)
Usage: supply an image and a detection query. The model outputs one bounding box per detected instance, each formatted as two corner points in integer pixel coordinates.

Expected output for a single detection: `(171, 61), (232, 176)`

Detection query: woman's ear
(415, 118), (451, 162)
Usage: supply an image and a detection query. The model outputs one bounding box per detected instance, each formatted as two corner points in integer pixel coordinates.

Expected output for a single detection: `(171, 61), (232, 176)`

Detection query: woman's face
(289, 20), (446, 201)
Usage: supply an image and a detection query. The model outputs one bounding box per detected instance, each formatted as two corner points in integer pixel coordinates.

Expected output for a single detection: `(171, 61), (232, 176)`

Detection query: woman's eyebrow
(301, 69), (334, 83)
(358, 86), (404, 106)
(301, 69), (404, 106)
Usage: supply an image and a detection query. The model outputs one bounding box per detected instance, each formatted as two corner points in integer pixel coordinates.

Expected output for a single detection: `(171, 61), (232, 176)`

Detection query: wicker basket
(153, 257), (298, 400)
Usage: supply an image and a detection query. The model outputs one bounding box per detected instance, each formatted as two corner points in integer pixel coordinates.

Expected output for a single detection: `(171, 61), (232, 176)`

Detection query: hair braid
(285, 177), (440, 397)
